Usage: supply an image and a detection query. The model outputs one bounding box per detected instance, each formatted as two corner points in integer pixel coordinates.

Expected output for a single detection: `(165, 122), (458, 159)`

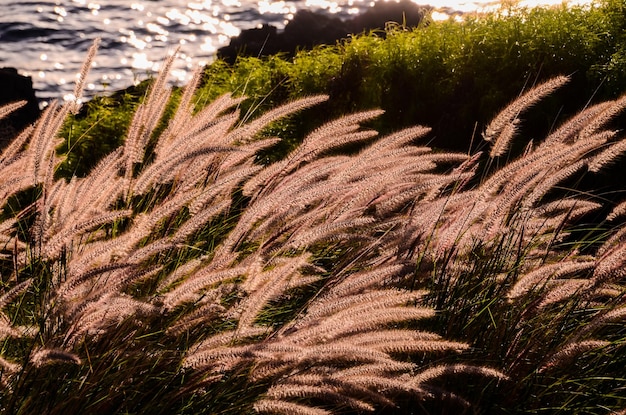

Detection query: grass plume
(1, 42), (626, 414)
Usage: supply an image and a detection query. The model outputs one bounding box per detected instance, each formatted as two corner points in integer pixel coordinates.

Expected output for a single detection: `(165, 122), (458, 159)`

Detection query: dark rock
(220, 24), (281, 59)
(218, 0), (425, 64)
(347, 0), (424, 33)
(0, 67), (41, 144)
(282, 10), (350, 52)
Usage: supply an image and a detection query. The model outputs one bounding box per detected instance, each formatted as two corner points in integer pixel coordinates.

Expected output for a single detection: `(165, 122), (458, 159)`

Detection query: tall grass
(1, 42), (626, 414)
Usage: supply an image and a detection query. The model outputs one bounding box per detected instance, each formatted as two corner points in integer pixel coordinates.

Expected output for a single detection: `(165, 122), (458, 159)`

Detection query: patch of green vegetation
(57, 81), (150, 178)
(57, 0), (626, 174)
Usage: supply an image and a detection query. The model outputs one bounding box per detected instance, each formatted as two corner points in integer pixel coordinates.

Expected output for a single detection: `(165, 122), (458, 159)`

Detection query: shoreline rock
(218, 0), (425, 64)
(0, 68), (41, 145)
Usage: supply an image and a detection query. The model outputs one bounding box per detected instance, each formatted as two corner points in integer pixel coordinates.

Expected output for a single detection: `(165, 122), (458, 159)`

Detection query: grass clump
(3, 3), (626, 413)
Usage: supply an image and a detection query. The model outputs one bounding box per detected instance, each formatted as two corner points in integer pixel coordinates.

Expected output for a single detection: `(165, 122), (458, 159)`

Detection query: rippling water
(0, 0), (592, 104)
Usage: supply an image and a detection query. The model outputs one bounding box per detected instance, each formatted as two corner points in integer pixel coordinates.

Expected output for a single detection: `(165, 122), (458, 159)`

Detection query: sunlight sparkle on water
(425, 0), (592, 20)
(258, 1), (296, 15)
(222, 0), (242, 7)
(516, 0), (591, 7)
(131, 52), (156, 71)
(166, 9), (192, 25)
(201, 37), (217, 53)
(305, 0), (348, 12)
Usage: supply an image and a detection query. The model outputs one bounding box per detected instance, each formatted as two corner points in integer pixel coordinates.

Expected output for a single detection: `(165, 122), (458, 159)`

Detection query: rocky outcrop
(218, 0), (425, 63)
(0, 68), (40, 144)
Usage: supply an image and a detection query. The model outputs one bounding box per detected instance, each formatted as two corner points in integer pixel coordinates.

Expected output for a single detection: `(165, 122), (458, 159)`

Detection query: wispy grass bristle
(2, 35), (626, 414)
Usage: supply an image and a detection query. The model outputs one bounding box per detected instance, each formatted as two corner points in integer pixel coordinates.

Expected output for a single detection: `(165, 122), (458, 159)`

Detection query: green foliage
(57, 0), (626, 169)
(57, 82), (149, 178)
